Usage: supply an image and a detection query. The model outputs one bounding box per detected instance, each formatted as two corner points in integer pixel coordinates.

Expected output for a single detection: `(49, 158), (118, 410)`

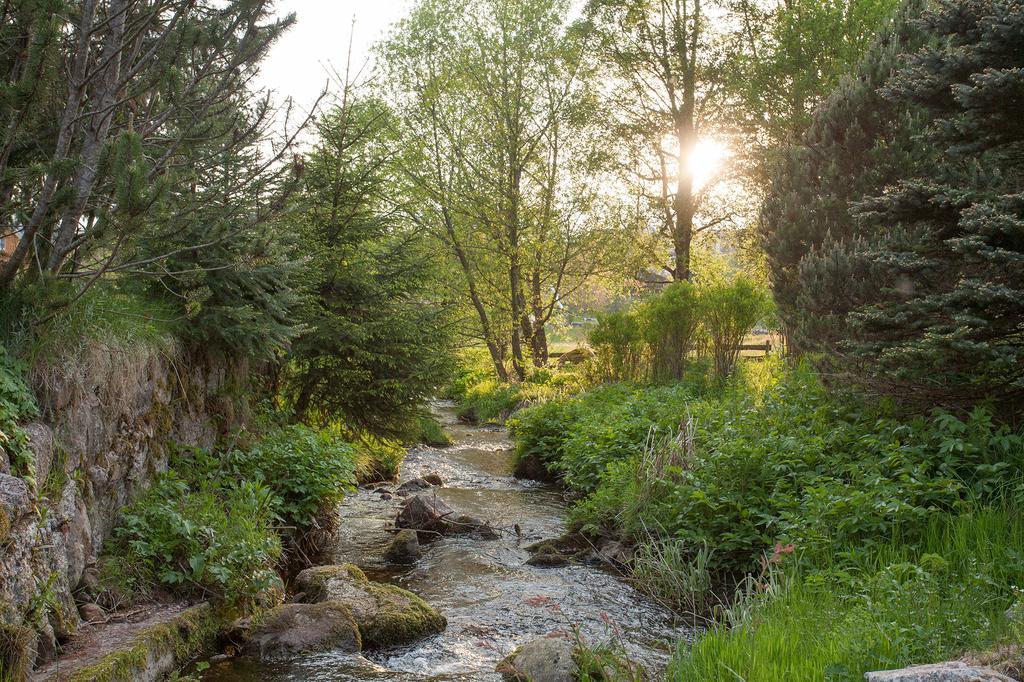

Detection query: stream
(202, 402), (688, 681)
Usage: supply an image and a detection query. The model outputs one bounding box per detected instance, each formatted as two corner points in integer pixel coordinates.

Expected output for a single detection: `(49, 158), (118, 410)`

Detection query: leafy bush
(511, 371), (713, 494)
(668, 506), (1024, 680)
(513, 363), (1024, 572)
(110, 424), (359, 605)
(701, 277), (773, 381)
(589, 311), (645, 383)
(640, 281), (702, 383)
(224, 425), (356, 528)
(0, 344), (37, 483)
(586, 279), (771, 385)
(115, 472), (282, 606)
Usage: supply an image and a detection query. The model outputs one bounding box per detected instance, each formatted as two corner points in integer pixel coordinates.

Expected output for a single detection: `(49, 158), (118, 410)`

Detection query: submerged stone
(243, 601), (361, 662)
(384, 529), (421, 564)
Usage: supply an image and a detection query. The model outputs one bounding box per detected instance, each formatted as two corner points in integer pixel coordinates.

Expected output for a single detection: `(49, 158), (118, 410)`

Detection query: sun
(687, 138), (729, 191)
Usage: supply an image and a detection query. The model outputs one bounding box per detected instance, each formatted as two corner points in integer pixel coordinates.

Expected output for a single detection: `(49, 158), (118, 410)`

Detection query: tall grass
(668, 505), (1024, 681)
(0, 281), (181, 369)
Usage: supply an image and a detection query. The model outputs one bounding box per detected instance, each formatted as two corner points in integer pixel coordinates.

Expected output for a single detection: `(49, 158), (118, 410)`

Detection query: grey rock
(0, 473), (32, 522)
(78, 602), (105, 624)
(865, 662), (1016, 681)
(385, 529), (420, 564)
(24, 423), (55, 486)
(395, 473), (440, 493)
(242, 602), (361, 662)
(500, 635), (578, 682)
(422, 473), (444, 487)
(396, 494), (453, 537)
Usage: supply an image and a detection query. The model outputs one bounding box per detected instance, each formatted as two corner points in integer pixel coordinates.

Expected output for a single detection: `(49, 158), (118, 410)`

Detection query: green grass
(668, 506), (1024, 681)
(0, 281), (181, 368)
(447, 347), (588, 423)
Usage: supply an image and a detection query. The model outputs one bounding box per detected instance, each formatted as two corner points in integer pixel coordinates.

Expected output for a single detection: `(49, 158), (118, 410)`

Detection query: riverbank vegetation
(0, 0), (1021, 678)
(502, 0), (1024, 677)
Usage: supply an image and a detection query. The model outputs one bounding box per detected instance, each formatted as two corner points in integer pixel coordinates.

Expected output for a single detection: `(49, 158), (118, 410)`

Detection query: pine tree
(842, 0), (1024, 409)
(760, 0), (927, 352)
(283, 96), (453, 436)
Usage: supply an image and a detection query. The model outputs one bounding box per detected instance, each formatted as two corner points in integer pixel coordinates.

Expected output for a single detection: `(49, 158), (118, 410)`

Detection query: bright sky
(257, 1), (414, 113)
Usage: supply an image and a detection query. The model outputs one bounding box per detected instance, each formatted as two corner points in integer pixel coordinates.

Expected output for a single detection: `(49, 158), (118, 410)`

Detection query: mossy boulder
(242, 601), (360, 662)
(384, 529), (420, 564)
(293, 564), (446, 648)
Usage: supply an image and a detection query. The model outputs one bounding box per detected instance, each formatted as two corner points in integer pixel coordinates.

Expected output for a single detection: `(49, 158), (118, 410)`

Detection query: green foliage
(353, 436), (406, 484)
(284, 98), (453, 436)
(760, 0), (927, 353)
(587, 278), (771, 385)
(115, 472), (282, 606)
(510, 376), (712, 494)
(641, 281), (703, 383)
(449, 348), (589, 423)
(701, 277), (773, 382)
(514, 363), (1024, 572)
(0, 343), (37, 481)
(112, 424), (358, 605)
(223, 426), (356, 528)
(589, 311), (645, 383)
(668, 506), (1024, 680)
(412, 415), (451, 448)
(764, 0), (1024, 412)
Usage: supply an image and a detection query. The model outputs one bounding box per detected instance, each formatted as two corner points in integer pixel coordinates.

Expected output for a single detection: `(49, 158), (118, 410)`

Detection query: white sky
(257, 1), (414, 113)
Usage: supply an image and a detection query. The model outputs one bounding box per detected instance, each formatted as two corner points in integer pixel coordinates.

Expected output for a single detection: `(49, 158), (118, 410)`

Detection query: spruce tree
(760, 0), (927, 353)
(283, 96), (453, 436)
(843, 0), (1024, 409)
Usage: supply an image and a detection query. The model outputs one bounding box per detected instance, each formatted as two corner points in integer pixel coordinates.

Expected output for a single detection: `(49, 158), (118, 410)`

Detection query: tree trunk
(48, 0), (128, 273)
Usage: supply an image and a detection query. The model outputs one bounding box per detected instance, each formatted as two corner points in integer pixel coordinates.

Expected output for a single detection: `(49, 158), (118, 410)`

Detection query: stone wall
(0, 341), (248, 668)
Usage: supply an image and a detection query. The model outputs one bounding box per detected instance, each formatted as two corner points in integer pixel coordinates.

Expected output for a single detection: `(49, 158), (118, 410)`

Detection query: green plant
(640, 281), (702, 383)
(0, 343), (37, 483)
(515, 362), (1024, 574)
(700, 277), (772, 382)
(588, 310), (644, 383)
(668, 505), (1024, 680)
(412, 415), (451, 448)
(115, 473), (282, 605)
(224, 425), (356, 529)
(354, 436), (405, 484)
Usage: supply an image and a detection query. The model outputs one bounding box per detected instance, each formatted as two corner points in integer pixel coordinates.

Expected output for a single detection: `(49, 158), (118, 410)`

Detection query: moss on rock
(293, 563), (446, 648)
(66, 603), (222, 682)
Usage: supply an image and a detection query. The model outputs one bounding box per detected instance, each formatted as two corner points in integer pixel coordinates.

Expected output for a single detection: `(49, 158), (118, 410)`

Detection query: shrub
(700, 277), (772, 382)
(588, 311), (644, 383)
(640, 281), (702, 383)
(110, 423), (360, 605)
(115, 473), (282, 606)
(514, 363), (1024, 573)
(224, 425), (356, 529)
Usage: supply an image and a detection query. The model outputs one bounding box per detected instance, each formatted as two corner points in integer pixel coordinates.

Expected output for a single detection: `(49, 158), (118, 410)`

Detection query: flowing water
(202, 403), (688, 681)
